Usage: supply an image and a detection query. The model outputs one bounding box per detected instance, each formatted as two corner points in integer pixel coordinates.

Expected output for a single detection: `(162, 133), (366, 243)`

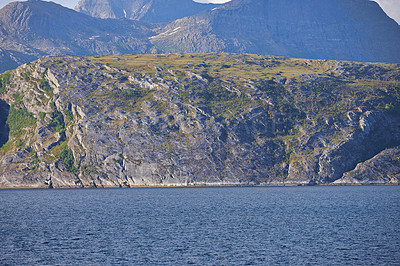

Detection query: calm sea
(0, 186), (399, 265)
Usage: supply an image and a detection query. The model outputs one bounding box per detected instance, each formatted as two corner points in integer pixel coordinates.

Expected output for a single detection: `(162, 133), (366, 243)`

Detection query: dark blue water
(0, 186), (399, 265)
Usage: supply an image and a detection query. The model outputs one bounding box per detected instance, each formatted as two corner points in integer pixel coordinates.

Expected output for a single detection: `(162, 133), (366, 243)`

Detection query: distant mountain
(0, 0), (154, 72)
(1, 0), (400, 73)
(0, 48), (38, 73)
(151, 0), (400, 63)
(75, 0), (218, 23)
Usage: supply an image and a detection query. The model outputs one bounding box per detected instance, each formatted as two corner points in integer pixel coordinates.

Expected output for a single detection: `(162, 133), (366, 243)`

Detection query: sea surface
(0, 186), (399, 265)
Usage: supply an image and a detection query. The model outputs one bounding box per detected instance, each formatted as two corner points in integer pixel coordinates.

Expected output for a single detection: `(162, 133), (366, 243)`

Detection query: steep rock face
(334, 147), (400, 184)
(287, 112), (400, 184)
(0, 0), (154, 73)
(75, 0), (217, 23)
(151, 0), (400, 63)
(0, 54), (399, 188)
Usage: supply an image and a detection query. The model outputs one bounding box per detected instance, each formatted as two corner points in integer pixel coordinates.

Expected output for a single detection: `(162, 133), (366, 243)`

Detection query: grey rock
(335, 147), (400, 185)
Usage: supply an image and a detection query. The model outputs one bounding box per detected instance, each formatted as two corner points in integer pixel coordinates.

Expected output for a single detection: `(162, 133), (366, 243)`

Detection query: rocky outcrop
(287, 111), (400, 184)
(0, 54), (399, 188)
(335, 147), (400, 185)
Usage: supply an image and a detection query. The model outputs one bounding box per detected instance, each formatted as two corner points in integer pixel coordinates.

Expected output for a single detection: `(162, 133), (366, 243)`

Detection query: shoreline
(0, 182), (398, 190)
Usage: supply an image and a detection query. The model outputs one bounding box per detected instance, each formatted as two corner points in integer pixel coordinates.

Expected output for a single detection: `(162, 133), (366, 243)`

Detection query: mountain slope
(75, 0), (218, 23)
(0, 0), (154, 73)
(0, 53), (399, 188)
(151, 0), (400, 63)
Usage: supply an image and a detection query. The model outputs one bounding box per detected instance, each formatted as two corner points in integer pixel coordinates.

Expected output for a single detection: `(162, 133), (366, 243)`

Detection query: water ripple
(0, 186), (399, 265)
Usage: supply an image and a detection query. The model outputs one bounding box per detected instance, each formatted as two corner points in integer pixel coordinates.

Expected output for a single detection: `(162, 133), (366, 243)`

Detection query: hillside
(0, 53), (399, 188)
(75, 0), (218, 23)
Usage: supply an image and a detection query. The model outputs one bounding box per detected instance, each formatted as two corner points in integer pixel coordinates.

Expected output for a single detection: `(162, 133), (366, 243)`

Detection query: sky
(0, 0), (398, 24)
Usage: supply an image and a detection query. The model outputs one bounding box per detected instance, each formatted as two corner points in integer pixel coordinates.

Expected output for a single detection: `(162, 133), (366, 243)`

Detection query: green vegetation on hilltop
(83, 53), (400, 135)
(111, 88), (147, 101)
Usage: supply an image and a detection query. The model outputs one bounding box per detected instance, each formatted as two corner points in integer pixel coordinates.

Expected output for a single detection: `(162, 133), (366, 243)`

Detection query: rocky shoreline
(0, 181), (398, 190)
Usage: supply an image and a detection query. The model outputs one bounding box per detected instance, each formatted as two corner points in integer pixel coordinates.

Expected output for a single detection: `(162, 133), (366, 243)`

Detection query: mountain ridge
(0, 0), (400, 74)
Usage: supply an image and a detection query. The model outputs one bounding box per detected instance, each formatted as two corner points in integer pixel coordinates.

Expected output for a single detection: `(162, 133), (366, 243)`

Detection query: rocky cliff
(0, 53), (399, 188)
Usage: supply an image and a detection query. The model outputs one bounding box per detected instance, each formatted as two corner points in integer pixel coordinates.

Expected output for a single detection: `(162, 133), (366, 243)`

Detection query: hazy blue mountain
(0, 0), (154, 72)
(151, 0), (400, 63)
(75, 0), (218, 23)
(1, 0), (400, 73)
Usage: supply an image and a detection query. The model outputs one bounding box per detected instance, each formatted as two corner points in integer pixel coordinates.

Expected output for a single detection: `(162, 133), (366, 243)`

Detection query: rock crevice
(0, 99), (9, 148)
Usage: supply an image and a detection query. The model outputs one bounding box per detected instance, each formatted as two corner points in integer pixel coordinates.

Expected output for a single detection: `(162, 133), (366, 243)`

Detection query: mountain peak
(75, 0), (218, 23)
(0, 1), (78, 37)
(0, 0), (154, 73)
